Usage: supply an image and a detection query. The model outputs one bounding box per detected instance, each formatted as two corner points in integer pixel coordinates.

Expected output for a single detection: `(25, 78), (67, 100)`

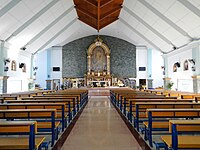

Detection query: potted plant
(167, 81), (174, 90)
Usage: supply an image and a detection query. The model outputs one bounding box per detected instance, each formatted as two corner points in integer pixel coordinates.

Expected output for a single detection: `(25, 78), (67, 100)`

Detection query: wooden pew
(0, 109), (57, 146)
(0, 103), (66, 131)
(27, 96), (80, 110)
(133, 102), (200, 131)
(181, 94), (196, 99)
(145, 109), (200, 147)
(5, 99), (74, 123)
(0, 121), (45, 150)
(161, 120), (200, 150)
(123, 99), (193, 122)
(0, 95), (18, 103)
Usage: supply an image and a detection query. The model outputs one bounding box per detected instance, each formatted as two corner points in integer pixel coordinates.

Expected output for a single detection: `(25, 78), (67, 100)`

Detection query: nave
(60, 95), (143, 150)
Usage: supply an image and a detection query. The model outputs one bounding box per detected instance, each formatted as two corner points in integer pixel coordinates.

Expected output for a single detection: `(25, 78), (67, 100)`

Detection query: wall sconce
(33, 66), (38, 71)
(188, 59), (195, 65)
(175, 62), (180, 68)
(4, 58), (10, 65)
(19, 63), (25, 68)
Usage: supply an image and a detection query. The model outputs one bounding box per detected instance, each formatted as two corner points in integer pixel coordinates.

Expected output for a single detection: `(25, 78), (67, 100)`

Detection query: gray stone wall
(62, 35), (136, 78)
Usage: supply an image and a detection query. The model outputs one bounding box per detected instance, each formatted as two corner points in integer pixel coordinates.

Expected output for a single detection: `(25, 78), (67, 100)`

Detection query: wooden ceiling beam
(97, 0), (100, 32)
(78, 17), (97, 30)
(100, 6), (122, 21)
(84, 0), (98, 7)
(100, 0), (114, 8)
(75, 6), (97, 20)
(100, 17), (119, 29)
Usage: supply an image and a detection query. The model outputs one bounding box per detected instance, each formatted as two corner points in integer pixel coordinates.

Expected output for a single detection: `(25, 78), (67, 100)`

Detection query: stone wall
(62, 35), (136, 78)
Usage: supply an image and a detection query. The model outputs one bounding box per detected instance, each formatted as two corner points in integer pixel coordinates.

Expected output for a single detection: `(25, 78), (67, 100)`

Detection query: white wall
(136, 46), (164, 88)
(51, 46), (62, 80)
(136, 46), (147, 86)
(34, 50), (47, 89)
(6, 46), (32, 93)
(152, 50), (164, 88)
(34, 46), (62, 89)
(166, 45), (194, 92)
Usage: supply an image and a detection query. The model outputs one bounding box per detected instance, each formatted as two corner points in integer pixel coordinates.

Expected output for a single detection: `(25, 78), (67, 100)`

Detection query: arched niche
(11, 60), (16, 71)
(87, 37), (110, 74)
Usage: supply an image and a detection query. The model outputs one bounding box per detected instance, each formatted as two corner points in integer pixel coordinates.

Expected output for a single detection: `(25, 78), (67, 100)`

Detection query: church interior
(1, 0), (200, 150)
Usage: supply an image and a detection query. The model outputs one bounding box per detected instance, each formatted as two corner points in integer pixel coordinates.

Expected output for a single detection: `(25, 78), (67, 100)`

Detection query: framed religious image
(183, 60), (188, 71)
(173, 63), (177, 72)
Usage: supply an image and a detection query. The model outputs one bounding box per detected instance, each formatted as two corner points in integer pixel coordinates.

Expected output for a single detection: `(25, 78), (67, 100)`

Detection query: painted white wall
(34, 50), (47, 89)
(166, 45), (194, 92)
(136, 46), (148, 86)
(152, 50), (164, 88)
(34, 46), (62, 89)
(51, 46), (62, 80)
(136, 46), (164, 88)
(6, 46), (32, 93)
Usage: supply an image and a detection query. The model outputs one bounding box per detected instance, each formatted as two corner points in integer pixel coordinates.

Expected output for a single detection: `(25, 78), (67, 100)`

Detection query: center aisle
(60, 96), (143, 150)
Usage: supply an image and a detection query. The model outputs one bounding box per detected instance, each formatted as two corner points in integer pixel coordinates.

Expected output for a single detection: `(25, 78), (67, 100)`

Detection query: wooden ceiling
(73, 0), (124, 32)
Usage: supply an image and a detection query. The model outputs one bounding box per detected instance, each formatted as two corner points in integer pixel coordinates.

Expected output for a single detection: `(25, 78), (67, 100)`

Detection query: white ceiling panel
(188, 25), (200, 38)
(151, 19), (171, 34)
(1, 0), (200, 54)
(142, 11), (160, 26)
(119, 10), (130, 22)
(167, 1), (190, 20)
(8, 2), (33, 21)
(188, 0), (200, 8)
(123, 0), (137, 9)
(38, 11), (56, 26)
(144, 31), (158, 42)
(132, 2), (149, 18)
(0, 13), (16, 38)
(162, 27), (183, 41)
(173, 36), (190, 47)
(23, 0), (46, 14)
(0, 0), (12, 9)
(135, 23), (149, 35)
(153, 0), (176, 14)
(180, 13), (200, 30)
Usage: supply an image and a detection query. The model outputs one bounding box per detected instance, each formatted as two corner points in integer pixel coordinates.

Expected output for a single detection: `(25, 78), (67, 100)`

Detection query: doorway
(139, 79), (146, 89)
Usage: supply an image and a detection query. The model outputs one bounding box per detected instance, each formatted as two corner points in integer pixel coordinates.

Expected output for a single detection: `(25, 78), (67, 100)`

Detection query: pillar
(163, 77), (171, 90)
(107, 55), (110, 74)
(162, 54), (171, 90)
(192, 46), (200, 93)
(0, 76), (9, 93)
(87, 55), (91, 72)
(46, 80), (52, 90)
(147, 48), (153, 88)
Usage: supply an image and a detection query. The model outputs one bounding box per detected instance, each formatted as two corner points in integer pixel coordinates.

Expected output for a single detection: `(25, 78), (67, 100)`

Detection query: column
(192, 46), (200, 93)
(162, 54), (171, 90)
(163, 77), (171, 90)
(147, 48), (153, 88)
(107, 55), (110, 74)
(46, 80), (52, 90)
(0, 76), (9, 93)
(47, 48), (51, 79)
(87, 56), (91, 73)
(0, 41), (5, 76)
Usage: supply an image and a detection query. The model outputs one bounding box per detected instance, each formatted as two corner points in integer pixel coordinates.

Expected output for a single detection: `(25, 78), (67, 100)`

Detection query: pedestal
(147, 79), (153, 89)
(192, 76), (200, 93)
(163, 77), (171, 90)
(0, 76), (9, 93)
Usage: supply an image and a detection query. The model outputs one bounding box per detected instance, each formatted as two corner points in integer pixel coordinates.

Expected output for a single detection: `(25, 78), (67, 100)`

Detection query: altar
(84, 37), (112, 87)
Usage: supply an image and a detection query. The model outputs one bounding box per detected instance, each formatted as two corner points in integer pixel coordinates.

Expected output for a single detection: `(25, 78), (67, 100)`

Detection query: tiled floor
(60, 96), (143, 150)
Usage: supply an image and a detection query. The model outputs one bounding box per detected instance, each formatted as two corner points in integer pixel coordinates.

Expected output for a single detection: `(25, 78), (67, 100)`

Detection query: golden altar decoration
(85, 37), (112, 87)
